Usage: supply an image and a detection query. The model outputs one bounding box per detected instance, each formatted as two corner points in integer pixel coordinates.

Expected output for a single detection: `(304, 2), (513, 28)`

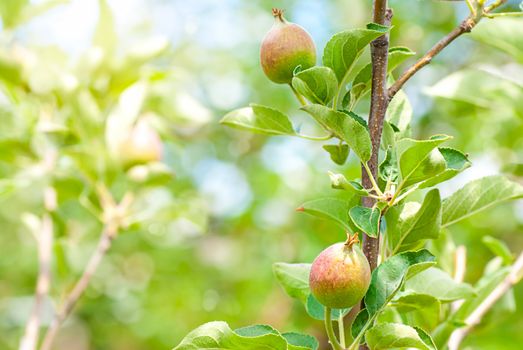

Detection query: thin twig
(451, 246), (467, 312)
(39, 225), (118, 350)
(388, 16), (477, 100)
(19, 214), (53, 350)
(447, 252), (523, 350)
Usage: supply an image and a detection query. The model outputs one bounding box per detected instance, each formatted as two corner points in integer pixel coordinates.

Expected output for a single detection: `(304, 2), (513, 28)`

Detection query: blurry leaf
(433, 266), (511, 347)
(323, 24), (389, 82)
(386, 89), (412, 137)
(365, 250), (436, 317)
(350, 47), (415, 104)
(386, 189), (441, 254)
(349, 206), (380, 238)
(472, 18), (523, 63)
(105, 82), (148, 156)
(419, 148), (471, 189)
(93, 0), (117, 54)
(297, 197), (356, 232)
(292, 67), (338, 105)
(18, 0), (69, 26)
(323, 144), (349, 165)
(220, 104), (296, 136)
(442, 175), (523, 227)
(405, 267), (475, 302)
(396, 135), (450, 187)
(366, 323), (436, 350)
(301, 105), (371, 161)
(282, 332), (319, 350)
(273, 263), (310, 304)
(482, 236), (514, 265)
(0, 0), (29, 28)
(426, 69), (523, 108)
(173, 321), (317, 349)
(0, 52), (23, 86)
(391, 292), (441, 330)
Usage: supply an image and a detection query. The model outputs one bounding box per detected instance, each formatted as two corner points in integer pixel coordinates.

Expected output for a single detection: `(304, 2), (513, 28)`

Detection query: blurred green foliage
(0, 0), (522, 350)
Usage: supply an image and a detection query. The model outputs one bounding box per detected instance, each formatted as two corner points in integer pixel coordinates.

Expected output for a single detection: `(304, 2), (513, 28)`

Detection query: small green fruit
(309, 236), (371, 309)
(260, 8), (316, 84)
(119, 119), (163, 166)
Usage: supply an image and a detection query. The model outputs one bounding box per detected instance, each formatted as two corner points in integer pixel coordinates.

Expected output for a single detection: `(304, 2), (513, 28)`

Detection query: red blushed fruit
(309, 238), (371, 309)
(260, 8), (316, 84)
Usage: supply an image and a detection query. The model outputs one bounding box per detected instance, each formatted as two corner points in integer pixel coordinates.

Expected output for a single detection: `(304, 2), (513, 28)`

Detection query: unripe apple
(119, 119), (163, 166)
(309, 236), (371, 309)
(260, 8), (316, 84)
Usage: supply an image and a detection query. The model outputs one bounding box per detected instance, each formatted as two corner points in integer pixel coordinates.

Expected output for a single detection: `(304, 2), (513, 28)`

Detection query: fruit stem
(338, 312), (346, 348)
(324, 307), (345, 350)
(345, 233), (360, 249)
(272, 8), (286, 23)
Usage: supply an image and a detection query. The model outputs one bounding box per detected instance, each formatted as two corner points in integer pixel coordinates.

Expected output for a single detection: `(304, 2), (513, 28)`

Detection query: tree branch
(451, 246), (467, 312)
(19, 213), (53, 350)
(388, 16), (476, 100)
(362, 1), (392, 272)
(447, 252), (523, 350)
(39, 224), (117, 350)
(359, 2), (391, 349)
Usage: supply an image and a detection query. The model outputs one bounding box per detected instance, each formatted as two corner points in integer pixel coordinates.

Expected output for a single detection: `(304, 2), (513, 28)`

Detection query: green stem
(296, 133), (334, 141)
(289, 84), (307, 106)
(363, 162), (384, 196)
(338, 312), (346, 348)
(487, 12), (523, 17)
(465, 0), (476, 15)
(325, 308), (344, 350)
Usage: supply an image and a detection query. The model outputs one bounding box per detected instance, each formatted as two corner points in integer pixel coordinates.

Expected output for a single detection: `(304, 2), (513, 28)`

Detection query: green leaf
(381, 122), (396, 151)
(350, 47), (415, 105)
(220, 104), (296, 136)
(323, 24), (389, 83)
(272, 263), (346, 321)
(396, 135), (450, 187)
(386, 89), (412, 137)
(297, 197), (357, 232)
(292, 67), (338, 105)
(351, 308), (369, 341)
(366, 323), (436, 350)
(386, 189), (441, 254)
(305, 294), (348, 321)
(404, 267), (476, 302)
(349, 206), (380, 238)
(301, 104), (371, 161)
(323, 144), (349, 165)
(365, 249), (436, 317)
(328, 172), (369, 196)
(379, 147), (398, 182)
(273, 263), (311, 304)
(282, 332), (319, 350)
(419, 148), (471, 189)
(442, 175), (523, 227)
(482, 236), (514, 265)
(173, 321), (287, 349)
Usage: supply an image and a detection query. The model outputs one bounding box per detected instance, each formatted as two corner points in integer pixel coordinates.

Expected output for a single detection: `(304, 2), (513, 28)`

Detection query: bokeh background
(1, 0), (522, 349)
